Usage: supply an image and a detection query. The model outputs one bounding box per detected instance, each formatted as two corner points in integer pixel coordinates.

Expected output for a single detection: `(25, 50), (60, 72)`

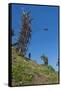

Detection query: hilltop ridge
(12, 47), (58, 86)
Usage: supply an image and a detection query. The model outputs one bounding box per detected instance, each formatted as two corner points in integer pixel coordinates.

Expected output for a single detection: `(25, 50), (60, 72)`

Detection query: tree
(17, 11), (32, 56)
(41, 54), (48, 65)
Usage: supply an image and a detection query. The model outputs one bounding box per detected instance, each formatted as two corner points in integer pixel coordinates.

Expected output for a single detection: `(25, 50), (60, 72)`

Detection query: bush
(48, 65), (55, 72)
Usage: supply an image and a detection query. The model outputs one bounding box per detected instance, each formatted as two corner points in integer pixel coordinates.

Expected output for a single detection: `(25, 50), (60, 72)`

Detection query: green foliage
(48, 65), (55, 72)
(12, 48), (58, 86)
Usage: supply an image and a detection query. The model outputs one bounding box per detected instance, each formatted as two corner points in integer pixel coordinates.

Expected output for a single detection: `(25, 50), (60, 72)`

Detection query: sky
(11, 4), (59, 70)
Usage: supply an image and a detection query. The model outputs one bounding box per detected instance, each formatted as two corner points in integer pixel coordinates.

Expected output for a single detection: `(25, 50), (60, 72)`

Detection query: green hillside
(11, 47), (58, 86)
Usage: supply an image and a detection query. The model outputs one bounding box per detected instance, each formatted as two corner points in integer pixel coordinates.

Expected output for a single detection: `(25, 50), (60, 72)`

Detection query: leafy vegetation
(11, 47), (58, 86)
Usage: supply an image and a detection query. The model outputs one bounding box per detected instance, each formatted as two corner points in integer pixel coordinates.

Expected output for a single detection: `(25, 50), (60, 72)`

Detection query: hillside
(11, 47), (58, 86)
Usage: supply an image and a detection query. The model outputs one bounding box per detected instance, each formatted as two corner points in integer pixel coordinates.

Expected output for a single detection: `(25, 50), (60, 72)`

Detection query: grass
(11, 47), (59, 86)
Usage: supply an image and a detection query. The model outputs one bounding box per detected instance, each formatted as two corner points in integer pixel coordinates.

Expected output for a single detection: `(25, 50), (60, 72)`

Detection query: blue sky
(11, 4), (59, 70)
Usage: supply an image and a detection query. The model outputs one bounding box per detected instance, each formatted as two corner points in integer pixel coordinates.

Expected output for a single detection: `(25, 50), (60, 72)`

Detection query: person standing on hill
(28, 53), (31, 59)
